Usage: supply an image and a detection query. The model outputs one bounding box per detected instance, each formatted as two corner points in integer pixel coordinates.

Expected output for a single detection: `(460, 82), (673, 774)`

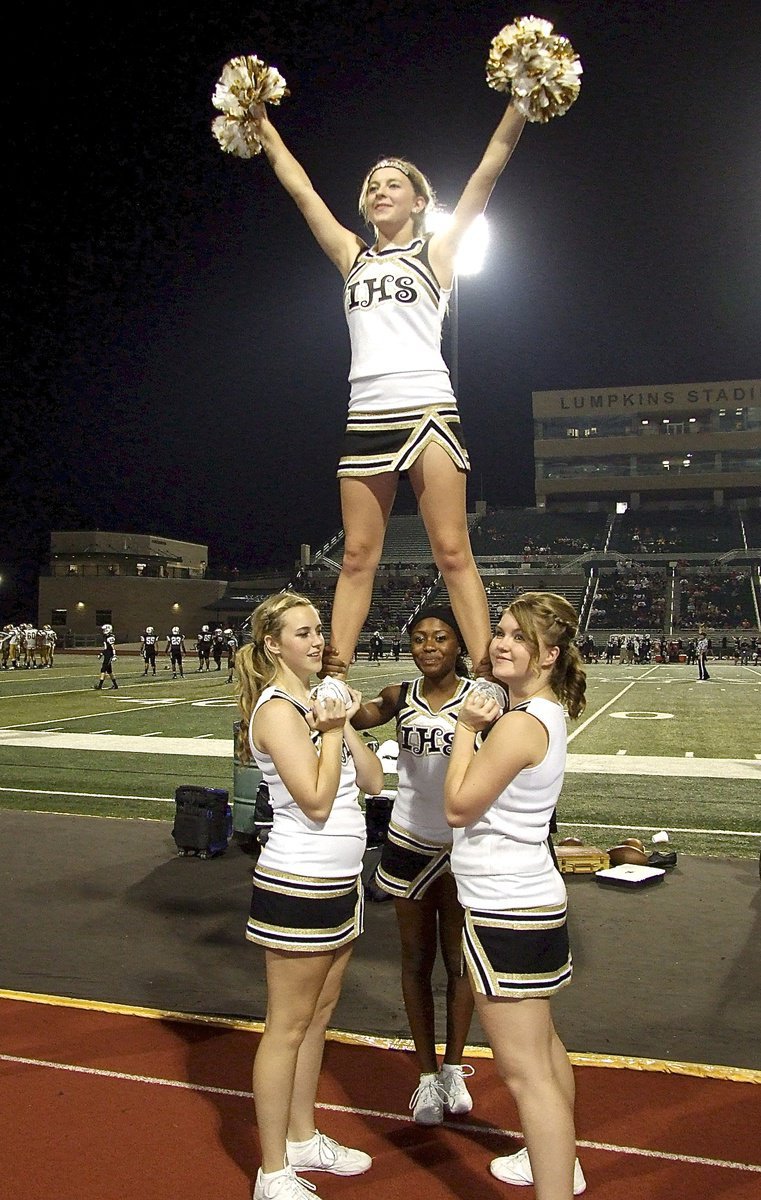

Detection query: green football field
(0, 653), (759, 860)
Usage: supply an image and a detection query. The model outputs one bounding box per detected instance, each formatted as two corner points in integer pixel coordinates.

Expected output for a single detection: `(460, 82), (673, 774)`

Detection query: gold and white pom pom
(470, 679), (508, 714)
(486, 15), (582, 123)
(311, 677), (352, 706)
(211, 54), (289, 158)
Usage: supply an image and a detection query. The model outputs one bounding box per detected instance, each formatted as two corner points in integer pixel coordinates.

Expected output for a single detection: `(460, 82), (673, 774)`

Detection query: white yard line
(566, 755), (760, 779)
(0, 787), (173, 803)
(0, 729), (759, 778)
(0, 730), (231, 757)
(1, 697), (196, 729)
(558, 821), (761, 839)
(0, 787), (756, 837)
(567, 667), (659, 744)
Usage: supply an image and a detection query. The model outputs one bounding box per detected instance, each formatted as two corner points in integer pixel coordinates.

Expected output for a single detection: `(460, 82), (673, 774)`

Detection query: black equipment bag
(172, 785), (232, 858)
(364, 792), (394, 850)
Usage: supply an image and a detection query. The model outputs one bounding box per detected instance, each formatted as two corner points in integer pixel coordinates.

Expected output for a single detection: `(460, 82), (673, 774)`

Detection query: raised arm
(252, 106), (365, 277)
(428, 101), (526, 286)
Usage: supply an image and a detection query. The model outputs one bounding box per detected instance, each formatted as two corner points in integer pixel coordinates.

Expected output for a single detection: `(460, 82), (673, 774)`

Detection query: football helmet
(102, 624), (113, 634)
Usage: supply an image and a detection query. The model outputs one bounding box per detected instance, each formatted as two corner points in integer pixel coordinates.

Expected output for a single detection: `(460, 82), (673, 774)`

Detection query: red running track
(1, 995), (760, 1199)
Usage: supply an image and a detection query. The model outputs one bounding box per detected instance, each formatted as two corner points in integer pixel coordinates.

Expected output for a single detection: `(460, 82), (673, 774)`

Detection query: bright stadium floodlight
(426, 211), (490, 396)
(427, 211), (490, 275)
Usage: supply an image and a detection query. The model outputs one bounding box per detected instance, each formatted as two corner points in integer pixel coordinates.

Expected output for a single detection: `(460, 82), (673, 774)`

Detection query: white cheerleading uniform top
(344, 236), (455, 413)
(393, 677), (475, 845)
(451, 697), (568, 910)
(249, 686), (366, 878)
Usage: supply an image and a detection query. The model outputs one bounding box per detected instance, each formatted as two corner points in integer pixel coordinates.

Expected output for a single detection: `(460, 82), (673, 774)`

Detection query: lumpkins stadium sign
(532, 378), (761, 417)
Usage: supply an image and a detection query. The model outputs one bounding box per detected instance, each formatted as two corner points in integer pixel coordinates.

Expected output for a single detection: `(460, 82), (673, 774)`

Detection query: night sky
(4, 0), (760, 611)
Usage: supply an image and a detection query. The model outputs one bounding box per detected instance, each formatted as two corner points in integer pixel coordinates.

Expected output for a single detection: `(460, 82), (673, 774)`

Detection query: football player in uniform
(94, 624), (118, 689)
(45, 625), (58, 667)
(211, 626), (226, 671)
(225, 627), (238, 684)
(166, 626), (186, 678)
(141, 626), (159, 675)
(196, 624), (213, 671)
(35, 626), (48, 667)
(8, 625), (21, 669)
(23, 624), (38, 668)
(0, 625), (14, 669)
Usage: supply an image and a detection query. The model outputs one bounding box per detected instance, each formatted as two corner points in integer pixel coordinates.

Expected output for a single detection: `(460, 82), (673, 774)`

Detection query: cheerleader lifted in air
(248, 99), (526, 677)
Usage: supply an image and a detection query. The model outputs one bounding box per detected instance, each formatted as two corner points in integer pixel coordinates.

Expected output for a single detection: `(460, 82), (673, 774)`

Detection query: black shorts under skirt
(463, 902), (573, 999)
(337, 404), (470, 478)
(246, 864), (364, 953)
(375, 822), (451, 899)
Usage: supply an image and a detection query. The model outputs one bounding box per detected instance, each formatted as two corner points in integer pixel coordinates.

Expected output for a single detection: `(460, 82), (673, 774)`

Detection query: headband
(369, 158), (411, 177)
(409, 605), (464, 648)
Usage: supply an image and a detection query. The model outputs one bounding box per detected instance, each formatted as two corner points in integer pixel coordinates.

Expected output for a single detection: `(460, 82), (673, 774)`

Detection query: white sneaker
(409, 1073), (446, 1125)
(438, 1063), (475, 1115)
(253, 1165), (319, 1200)
(490, 1146), (586, 1195)
(286, 1130), (372, 1176)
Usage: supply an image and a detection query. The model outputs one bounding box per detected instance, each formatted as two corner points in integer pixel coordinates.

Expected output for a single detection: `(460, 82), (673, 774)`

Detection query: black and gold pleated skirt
(463, 902), (573, 998)
(338, 404), (470, 478)
(375, 822), (451, 900)
(246, 865), (364, 953)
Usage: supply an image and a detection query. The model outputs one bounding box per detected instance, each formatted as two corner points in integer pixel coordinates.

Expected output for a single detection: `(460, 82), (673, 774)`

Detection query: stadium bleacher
(611, 507), (742, 554)
(471, 509), (609, 557)
(235, 503), (759, 648)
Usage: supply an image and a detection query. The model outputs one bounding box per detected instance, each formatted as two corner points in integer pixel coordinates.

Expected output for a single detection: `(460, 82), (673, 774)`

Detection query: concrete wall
(38, 576), (229, 643)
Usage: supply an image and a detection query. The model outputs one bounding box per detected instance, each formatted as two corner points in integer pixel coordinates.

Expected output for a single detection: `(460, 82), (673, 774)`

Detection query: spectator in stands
(352, 606), (477, 1127)
(247, 97), (528, 680)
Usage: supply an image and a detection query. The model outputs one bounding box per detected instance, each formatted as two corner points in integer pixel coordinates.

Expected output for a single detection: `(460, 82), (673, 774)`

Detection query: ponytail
(234, 590), (316, 763)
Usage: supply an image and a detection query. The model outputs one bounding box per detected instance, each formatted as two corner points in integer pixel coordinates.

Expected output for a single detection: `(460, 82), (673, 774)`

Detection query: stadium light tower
(427, 211), (489, 397)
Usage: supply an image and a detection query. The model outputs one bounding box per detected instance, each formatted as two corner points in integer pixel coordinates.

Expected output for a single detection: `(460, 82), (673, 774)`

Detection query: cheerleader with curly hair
(445, 592), (588, 1199)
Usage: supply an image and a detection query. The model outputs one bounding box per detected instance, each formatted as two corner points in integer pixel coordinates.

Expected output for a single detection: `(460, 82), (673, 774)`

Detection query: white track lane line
(0, 1053), (758, 1175)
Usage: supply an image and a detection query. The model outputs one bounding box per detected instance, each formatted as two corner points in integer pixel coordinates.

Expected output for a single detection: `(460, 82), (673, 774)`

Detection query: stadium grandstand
(37, 377), (760, 654)
(181, 499), (756, 657)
